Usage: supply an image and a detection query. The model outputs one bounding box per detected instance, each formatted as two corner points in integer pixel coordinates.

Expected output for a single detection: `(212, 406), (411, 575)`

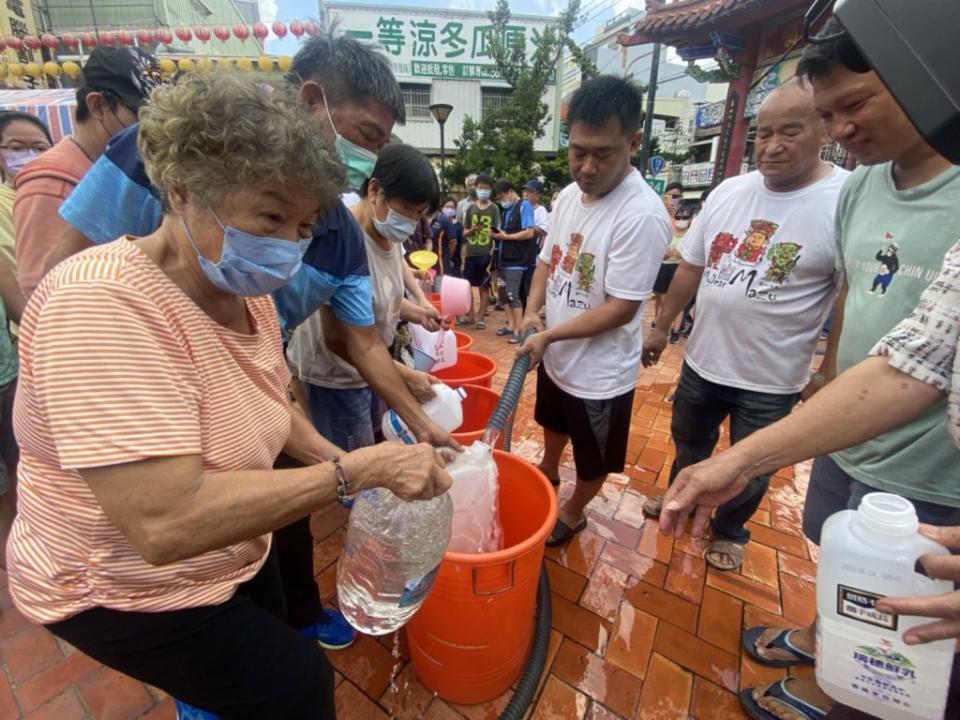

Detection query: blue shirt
(58, 124), (373, 335)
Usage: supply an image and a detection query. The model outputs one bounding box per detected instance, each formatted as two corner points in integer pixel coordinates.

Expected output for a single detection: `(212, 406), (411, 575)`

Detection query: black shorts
(497, 268), (524, 308)
(653, 263), (679, 294)
(534, 364), (634, 481)
(463, 254), (491, 288)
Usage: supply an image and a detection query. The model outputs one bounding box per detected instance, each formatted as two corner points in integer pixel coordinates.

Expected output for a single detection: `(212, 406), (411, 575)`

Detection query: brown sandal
(704, 539), (746, 571)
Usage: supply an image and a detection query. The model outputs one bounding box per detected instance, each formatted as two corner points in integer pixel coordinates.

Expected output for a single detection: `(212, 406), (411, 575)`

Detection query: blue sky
(260, 0), (632, 54)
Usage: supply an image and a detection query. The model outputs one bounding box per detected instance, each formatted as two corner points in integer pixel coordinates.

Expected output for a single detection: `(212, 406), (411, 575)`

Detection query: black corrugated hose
(487, 329), (552, 719)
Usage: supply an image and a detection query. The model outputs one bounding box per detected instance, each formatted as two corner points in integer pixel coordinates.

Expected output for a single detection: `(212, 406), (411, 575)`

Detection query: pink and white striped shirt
(7, 238), (291, 624)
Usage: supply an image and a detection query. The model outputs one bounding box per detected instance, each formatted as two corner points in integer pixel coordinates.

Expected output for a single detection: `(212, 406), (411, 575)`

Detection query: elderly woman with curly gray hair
(5, 72), (451, 719)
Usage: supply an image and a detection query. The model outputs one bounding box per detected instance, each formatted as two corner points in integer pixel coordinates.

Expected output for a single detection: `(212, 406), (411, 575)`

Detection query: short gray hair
(291, 25), (406, 124)
(138, 72), (345, 209)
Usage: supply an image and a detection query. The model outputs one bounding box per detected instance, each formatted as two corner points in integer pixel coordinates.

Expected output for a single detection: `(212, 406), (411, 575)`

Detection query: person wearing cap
(491, 179), (537, 344)
(523, 180), (549, 239)
(522, 179), (549, 312)
(13, 46), (159, 297)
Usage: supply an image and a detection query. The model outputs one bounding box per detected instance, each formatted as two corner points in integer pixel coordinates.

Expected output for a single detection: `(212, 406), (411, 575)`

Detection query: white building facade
(323, 2), (564, 155)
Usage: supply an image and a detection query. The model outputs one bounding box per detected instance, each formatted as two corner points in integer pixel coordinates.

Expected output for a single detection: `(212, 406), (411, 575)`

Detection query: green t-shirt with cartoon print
(833, 162), (960, 506)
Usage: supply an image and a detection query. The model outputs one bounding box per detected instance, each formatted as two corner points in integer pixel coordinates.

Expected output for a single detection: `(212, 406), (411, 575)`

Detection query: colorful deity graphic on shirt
(764, 242), (802, 284)
(735, 219), (780, 264)
(548, 233), (595, 309)
(704, 218), (805, 300)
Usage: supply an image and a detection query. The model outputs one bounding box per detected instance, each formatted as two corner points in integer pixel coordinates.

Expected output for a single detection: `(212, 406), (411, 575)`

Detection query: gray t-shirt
(288, 230), (406, 389)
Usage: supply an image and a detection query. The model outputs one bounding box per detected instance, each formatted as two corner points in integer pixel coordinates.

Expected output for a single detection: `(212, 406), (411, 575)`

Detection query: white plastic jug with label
(816, 492), (953, 720)
(382, 383), (465, 445)
(409, 324), (458, 371)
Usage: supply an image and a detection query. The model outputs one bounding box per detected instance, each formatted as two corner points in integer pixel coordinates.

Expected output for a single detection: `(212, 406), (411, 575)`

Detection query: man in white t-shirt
(518, 75), (672, 546)
(641, 80), (849, 571)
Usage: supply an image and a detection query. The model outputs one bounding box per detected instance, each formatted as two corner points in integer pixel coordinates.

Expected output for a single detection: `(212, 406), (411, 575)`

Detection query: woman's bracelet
(332, 456), (352, 504)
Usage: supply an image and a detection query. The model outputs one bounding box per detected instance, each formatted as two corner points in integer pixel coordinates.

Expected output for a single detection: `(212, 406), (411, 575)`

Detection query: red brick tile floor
(0, 304), (818, 719)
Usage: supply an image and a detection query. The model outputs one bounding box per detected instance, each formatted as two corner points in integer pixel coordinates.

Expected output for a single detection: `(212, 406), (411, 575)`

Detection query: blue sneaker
(298, 608), (357, 650)
(175, 699), (220, 720)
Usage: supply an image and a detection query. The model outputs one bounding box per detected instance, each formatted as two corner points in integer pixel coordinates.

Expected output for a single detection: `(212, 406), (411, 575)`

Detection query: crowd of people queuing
(0, 13), (954, 720)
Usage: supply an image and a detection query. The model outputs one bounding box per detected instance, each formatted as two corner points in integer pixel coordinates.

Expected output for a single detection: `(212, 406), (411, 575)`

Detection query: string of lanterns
(0, 19), (322, 54)
(0, 54), (296, 81)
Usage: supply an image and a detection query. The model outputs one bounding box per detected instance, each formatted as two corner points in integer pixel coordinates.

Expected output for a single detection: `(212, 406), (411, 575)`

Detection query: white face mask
(675, 219), (691, 230)
(372, 192), (417, 243)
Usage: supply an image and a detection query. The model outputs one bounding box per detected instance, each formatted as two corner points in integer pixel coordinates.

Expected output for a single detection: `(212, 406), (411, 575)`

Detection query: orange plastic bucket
(430, 351), (497, 389)
(427, 292), (443, 314)
(453, 331), (473, 351)
(407, 451), (557, 704)
(451, 384), (504, 449)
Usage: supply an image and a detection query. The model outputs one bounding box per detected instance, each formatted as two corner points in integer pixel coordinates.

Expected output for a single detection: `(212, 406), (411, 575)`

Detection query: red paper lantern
(60, 32), (79, 49)
(23, 35), (42, 51)
(156, 28), (173, 45)
(5, 36), (23, 51)
(98, 31), (116, 46)
(175, 25), (192, 43)
(136, 29), (154, 45)
(116, 30), (135, 46)
(304, 20), (320, 36)
(213, 25), (230, 42)
(252, 22), (269, 41)
(233, 24), (249, 41)
(78, 32), (97, 49)
(40, 33), (59, 49)
(194, 25), (211, 42)
(288, 20), (304, 38)
(272, 20), (287, 39)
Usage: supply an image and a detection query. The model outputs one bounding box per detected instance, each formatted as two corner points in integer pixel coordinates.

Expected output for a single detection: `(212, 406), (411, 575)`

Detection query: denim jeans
(802, 454), (960, 545)
(305, 384), (377, 452)
(670, 363), (799, 543)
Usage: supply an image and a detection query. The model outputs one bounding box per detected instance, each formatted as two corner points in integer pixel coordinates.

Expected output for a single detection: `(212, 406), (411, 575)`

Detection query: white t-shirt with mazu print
(679, 166), (850, 394)
(540, 170), (672, 400)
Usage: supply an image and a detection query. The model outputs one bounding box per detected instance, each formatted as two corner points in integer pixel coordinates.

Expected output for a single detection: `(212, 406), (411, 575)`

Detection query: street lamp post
(429, 102), (453, 194)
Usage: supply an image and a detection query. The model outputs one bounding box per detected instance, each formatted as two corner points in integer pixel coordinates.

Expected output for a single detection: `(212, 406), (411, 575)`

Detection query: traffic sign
(645, 177), (665, 195)
(649, 155), (666, 175)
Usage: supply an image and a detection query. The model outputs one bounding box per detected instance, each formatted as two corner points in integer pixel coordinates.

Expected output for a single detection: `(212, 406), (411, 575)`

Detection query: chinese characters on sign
(375, 15), (528, 61)
(331, 7), (553, 81)
(3, 0), (40, 87)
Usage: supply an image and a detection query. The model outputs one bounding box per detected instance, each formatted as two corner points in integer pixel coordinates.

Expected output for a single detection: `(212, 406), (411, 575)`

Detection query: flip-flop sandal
(496, 327), (513, 336)
(704, 539), (746, 571)
(742, 626), (815, 668)
(642, 495), (663, 518)
(739, 680), (827, 720)
(508, 334), (523, 344)
(475, 321), (486, 330)
(546, 517), (588, 547)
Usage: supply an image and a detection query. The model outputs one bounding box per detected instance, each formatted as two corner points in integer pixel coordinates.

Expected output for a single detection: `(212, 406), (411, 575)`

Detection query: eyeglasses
(1, 142), (50, 152)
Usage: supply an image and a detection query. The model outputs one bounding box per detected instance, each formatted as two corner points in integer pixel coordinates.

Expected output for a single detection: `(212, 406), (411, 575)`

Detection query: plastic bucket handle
(472, 561), (515, 596)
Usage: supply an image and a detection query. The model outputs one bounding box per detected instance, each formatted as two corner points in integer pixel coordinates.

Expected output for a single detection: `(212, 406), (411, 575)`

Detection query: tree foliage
(444, 0), (596, 192)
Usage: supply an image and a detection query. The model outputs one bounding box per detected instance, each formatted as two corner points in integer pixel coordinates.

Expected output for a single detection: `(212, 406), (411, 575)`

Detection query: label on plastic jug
(837, 585), (898, 631)
(398, 565), (440, 608)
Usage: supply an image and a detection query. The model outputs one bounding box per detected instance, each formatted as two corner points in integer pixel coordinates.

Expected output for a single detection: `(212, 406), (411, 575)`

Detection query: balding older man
(641, 80), (850, 571)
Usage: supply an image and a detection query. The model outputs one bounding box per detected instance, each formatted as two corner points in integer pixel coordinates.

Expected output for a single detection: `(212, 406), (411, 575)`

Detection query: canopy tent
(0, 89), (76, 143)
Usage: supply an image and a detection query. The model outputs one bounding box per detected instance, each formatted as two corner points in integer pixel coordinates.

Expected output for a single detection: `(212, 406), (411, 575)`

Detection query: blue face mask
(182, 210), (310, 297)
(476, 189), (491, 201)
(372, 193), (418, 244)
